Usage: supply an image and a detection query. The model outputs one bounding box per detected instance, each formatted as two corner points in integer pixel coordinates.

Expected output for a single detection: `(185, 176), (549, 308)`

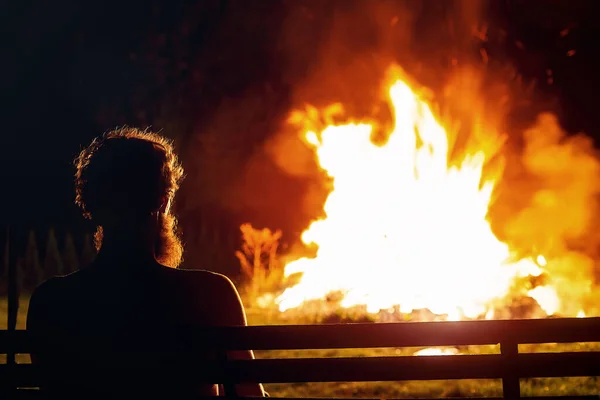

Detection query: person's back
(26, 128), (266, 398)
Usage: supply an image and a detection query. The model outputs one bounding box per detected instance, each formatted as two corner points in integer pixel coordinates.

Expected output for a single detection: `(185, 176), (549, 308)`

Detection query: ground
(1, 296), (598, 398)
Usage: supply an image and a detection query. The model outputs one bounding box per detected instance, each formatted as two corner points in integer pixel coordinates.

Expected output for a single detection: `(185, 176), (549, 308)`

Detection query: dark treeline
(0, 229), (94, 295)
(0, 222), (245, 293)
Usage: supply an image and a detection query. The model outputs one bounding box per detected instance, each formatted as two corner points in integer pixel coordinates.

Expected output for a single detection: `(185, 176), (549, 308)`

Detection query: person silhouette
(26, 127), (266, 398)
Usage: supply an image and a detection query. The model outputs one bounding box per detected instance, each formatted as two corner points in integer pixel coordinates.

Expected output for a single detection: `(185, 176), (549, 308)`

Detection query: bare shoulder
(28, 268), (94, 319)
(173, 268), (245, 325)
(30, 274), (72, 305)
(27, 275), (71, 331)
(174, 268), (238, 293)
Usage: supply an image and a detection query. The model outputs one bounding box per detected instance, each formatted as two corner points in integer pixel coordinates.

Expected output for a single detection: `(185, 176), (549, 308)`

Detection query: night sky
(2, 0), (600, 268)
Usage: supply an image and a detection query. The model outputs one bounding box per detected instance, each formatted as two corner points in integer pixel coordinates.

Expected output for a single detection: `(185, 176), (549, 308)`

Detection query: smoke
(496, 113), (600, 255)
(496, 114), (600, 314)
(518, 113), (600, 245)
(257, 0), (487, 231)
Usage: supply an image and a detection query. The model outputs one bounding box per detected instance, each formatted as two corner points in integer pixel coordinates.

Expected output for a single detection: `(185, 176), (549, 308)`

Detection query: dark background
(1, 0), (599, 274)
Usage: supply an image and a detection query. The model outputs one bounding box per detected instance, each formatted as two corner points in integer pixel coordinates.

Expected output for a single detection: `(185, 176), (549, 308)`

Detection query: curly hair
(74, 127), (185, 267)
(75, 127), (184, 220)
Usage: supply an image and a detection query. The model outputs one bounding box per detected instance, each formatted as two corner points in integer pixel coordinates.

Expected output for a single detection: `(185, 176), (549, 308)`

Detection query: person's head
(75, 127), (185, 267)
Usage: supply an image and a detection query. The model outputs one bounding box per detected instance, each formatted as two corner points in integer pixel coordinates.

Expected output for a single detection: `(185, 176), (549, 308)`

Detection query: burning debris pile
(242, 65), (600, 322)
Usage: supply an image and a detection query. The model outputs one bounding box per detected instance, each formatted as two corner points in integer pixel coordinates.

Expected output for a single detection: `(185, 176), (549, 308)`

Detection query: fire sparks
(272, 66), (589, 319)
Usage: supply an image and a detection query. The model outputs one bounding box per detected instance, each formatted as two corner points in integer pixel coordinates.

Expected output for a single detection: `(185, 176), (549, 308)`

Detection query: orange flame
(275, 67), (569, 319)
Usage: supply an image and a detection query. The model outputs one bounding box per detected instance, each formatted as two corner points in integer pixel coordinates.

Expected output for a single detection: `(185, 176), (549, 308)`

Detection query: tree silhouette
(235, 223), (284, 300)
(63, 233), (79, 274)
(43, 229), (64, 278)
(0, 233), (8, 296)
(22, 231), (43, 291)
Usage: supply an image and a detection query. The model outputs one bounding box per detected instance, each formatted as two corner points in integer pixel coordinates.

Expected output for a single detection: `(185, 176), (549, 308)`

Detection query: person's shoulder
(29, 271), (81, 309)
(173, 268), (232, 283)
(30, 275), (65, 303)
(173, 268), (237, 292)
(27, 275), (69, 330)
(168, 269), (244, 324)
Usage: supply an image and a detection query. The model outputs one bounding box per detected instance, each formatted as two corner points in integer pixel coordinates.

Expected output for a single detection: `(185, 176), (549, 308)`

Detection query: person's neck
(96, 231), (157, 268)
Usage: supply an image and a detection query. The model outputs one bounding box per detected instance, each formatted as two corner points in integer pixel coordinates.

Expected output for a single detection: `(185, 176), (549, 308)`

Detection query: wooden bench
(1, 317), (600, 399)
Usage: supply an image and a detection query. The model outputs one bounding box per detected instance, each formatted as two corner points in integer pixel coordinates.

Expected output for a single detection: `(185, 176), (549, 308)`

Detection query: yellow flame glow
(276, 73), (562, 318)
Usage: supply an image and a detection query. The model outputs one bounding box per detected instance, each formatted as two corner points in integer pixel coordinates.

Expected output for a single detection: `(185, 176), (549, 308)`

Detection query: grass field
(1, 296), (598, 398)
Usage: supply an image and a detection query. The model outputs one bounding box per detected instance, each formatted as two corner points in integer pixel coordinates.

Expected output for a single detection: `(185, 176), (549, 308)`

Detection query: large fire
(266, 66), (595, 320)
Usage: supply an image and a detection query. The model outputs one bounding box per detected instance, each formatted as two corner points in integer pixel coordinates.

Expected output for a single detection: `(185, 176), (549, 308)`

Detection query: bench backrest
(1, 318), (600, 399)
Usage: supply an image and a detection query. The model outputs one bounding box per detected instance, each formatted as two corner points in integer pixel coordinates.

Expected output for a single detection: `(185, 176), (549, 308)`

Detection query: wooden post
(219, 348), (238, 399)
(500, 341), (520, 400)
(5, 226), (19, 395)
(6, 226), (19, 363)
